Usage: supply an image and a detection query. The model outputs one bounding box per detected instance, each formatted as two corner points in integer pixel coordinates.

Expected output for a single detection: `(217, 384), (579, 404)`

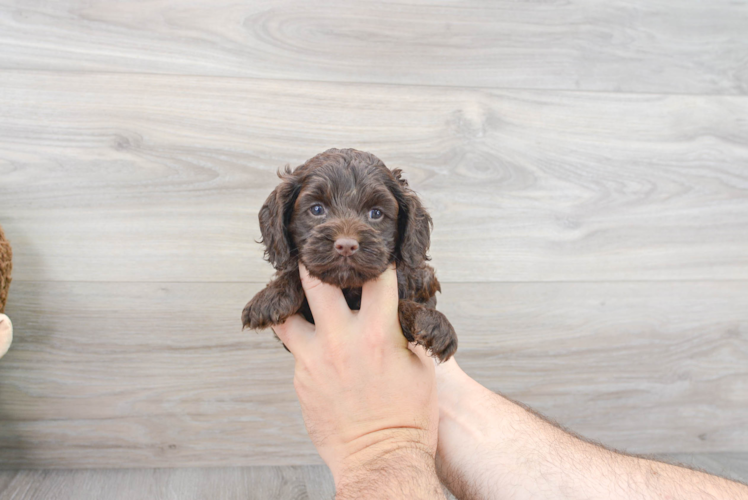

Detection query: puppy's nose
(334, 237), (359, 257)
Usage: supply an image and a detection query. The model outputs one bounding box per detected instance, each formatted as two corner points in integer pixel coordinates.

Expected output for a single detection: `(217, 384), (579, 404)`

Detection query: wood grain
(656, 453), (748, 485)
(2, 71), (747, 283)
(0, 280), (745, 467)
(0, 1), (746, 94)
(0, 457), (744, 500)
(1, 0), (747, 479)
(0, 467), (313, 500)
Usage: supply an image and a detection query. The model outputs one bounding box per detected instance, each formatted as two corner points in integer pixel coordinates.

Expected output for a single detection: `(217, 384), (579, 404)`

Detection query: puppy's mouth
(299, 237), (391, 288)
(303, 253), (386, 289)
(298, 224), (391, 288)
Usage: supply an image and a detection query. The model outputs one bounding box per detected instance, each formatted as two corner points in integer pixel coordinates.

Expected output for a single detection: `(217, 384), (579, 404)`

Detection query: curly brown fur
(242, 148), (457, 361)
(0, 224), (12, 314)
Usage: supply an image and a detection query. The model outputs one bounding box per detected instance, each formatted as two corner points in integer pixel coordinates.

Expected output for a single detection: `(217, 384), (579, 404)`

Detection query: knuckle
(292, 373), (303, 392)
(293, 360), (312, 385)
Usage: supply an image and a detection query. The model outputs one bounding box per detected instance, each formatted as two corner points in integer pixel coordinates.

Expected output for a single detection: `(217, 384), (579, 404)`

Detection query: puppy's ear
(390, 169), (433, 268)
(258, 167), (301, 270)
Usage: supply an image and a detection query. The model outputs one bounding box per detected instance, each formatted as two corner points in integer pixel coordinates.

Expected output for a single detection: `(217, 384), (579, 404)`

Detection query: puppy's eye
(309, 204), (325, 216)
(369, 208), (383, 220)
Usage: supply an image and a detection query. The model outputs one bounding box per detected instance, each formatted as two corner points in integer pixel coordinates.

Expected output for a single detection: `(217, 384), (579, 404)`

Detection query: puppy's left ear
(390, 169), (433, 268)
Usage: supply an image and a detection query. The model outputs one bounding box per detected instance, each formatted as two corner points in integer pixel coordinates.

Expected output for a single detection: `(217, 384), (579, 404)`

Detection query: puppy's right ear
(258, 167), (301, 270)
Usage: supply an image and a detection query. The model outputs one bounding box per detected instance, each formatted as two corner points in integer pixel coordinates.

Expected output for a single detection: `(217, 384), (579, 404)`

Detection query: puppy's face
(258, 149), (432, 288)
(288, 163), (399, 288)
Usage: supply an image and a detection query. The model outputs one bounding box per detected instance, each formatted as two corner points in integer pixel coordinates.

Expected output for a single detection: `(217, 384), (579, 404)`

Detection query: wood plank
(0, 280), (745, 467)
(0, 281), (316, 468)
(0, 457), (744, 499)
(302, 466), (335, 500)
(0, 467), (312, 500)
(0, 465), (438, 499)
(0, 1), (746, 94)
(2, 71), (748, 283)
(655, 453), (748, 485)
(435, 280), (748, 456)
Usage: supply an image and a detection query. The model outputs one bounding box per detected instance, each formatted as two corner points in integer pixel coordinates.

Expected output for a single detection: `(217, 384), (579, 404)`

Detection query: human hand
(273, 263), (442, 496)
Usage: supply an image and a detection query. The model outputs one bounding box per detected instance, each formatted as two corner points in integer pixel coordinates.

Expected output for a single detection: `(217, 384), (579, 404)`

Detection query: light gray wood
(0, 467), (311, 500)
(1, 0), (747, 484)
(0, 1), (746, 94)
(2, 71), (748, 283)
(655, 453), (748, 485)
(0, 280), (745, 468)
(302, 466), (335, 500)
(0, 456), (744, 500)
(0, 281), (315, 468)
(451, 280), (748, 455)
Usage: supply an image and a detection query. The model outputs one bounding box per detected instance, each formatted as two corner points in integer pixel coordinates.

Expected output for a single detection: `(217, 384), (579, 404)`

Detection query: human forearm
(435, 359), (748, 500)
(435, 362), (541, 499)
(336, 444), (447, 499)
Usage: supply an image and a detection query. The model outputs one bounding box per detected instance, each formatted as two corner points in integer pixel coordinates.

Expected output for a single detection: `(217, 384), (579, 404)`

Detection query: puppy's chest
(342, 287), (363, 310)
(298, 276), (413, 325)
(299, 287), (362, 325)
(339, 277), (409, 310)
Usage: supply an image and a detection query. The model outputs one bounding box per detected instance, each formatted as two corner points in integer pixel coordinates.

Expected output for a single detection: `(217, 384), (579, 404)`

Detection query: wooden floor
(0, 0), (747, 497)
(0, 455), (746, 500)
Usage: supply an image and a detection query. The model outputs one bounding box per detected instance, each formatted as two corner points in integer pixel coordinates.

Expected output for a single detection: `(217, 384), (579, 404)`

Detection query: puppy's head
(258, 148), (432, 288)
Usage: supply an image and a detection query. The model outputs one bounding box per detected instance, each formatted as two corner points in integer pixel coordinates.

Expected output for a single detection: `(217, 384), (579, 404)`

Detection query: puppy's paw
(413, 309), (458, 362)
(399, 302), (458, 362)
(241, 288), (292, 331)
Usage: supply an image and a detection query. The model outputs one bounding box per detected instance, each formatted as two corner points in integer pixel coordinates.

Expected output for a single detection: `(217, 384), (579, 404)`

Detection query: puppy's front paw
(241, 287), (292, 330)
(399, 301), (458, 362)
(414, 309), (458, 362)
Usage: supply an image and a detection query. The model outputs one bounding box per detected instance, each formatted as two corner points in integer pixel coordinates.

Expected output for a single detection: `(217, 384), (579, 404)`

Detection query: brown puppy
(242, 148), (457, 361)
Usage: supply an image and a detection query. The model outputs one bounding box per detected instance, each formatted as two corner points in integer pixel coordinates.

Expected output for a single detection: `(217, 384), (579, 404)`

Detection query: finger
(359, 263), (400, 331)
(272, 314), (314, 355)
(298, 262), (352, 331)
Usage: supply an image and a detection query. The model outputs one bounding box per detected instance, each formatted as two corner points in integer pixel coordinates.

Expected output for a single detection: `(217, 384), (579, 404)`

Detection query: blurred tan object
(0, 224), (12, 358)
(0, 314), (11, 358)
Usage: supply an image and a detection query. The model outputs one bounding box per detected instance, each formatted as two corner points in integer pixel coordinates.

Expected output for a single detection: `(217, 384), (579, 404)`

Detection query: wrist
(435, 358), (489, 424)
(332, 428), (434, 483)
(336, 443), (444, 499)
(434, 359), (531, 496)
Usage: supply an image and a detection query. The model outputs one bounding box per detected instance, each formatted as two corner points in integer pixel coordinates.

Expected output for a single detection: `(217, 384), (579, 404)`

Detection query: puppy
(242, 148), (457, 361)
